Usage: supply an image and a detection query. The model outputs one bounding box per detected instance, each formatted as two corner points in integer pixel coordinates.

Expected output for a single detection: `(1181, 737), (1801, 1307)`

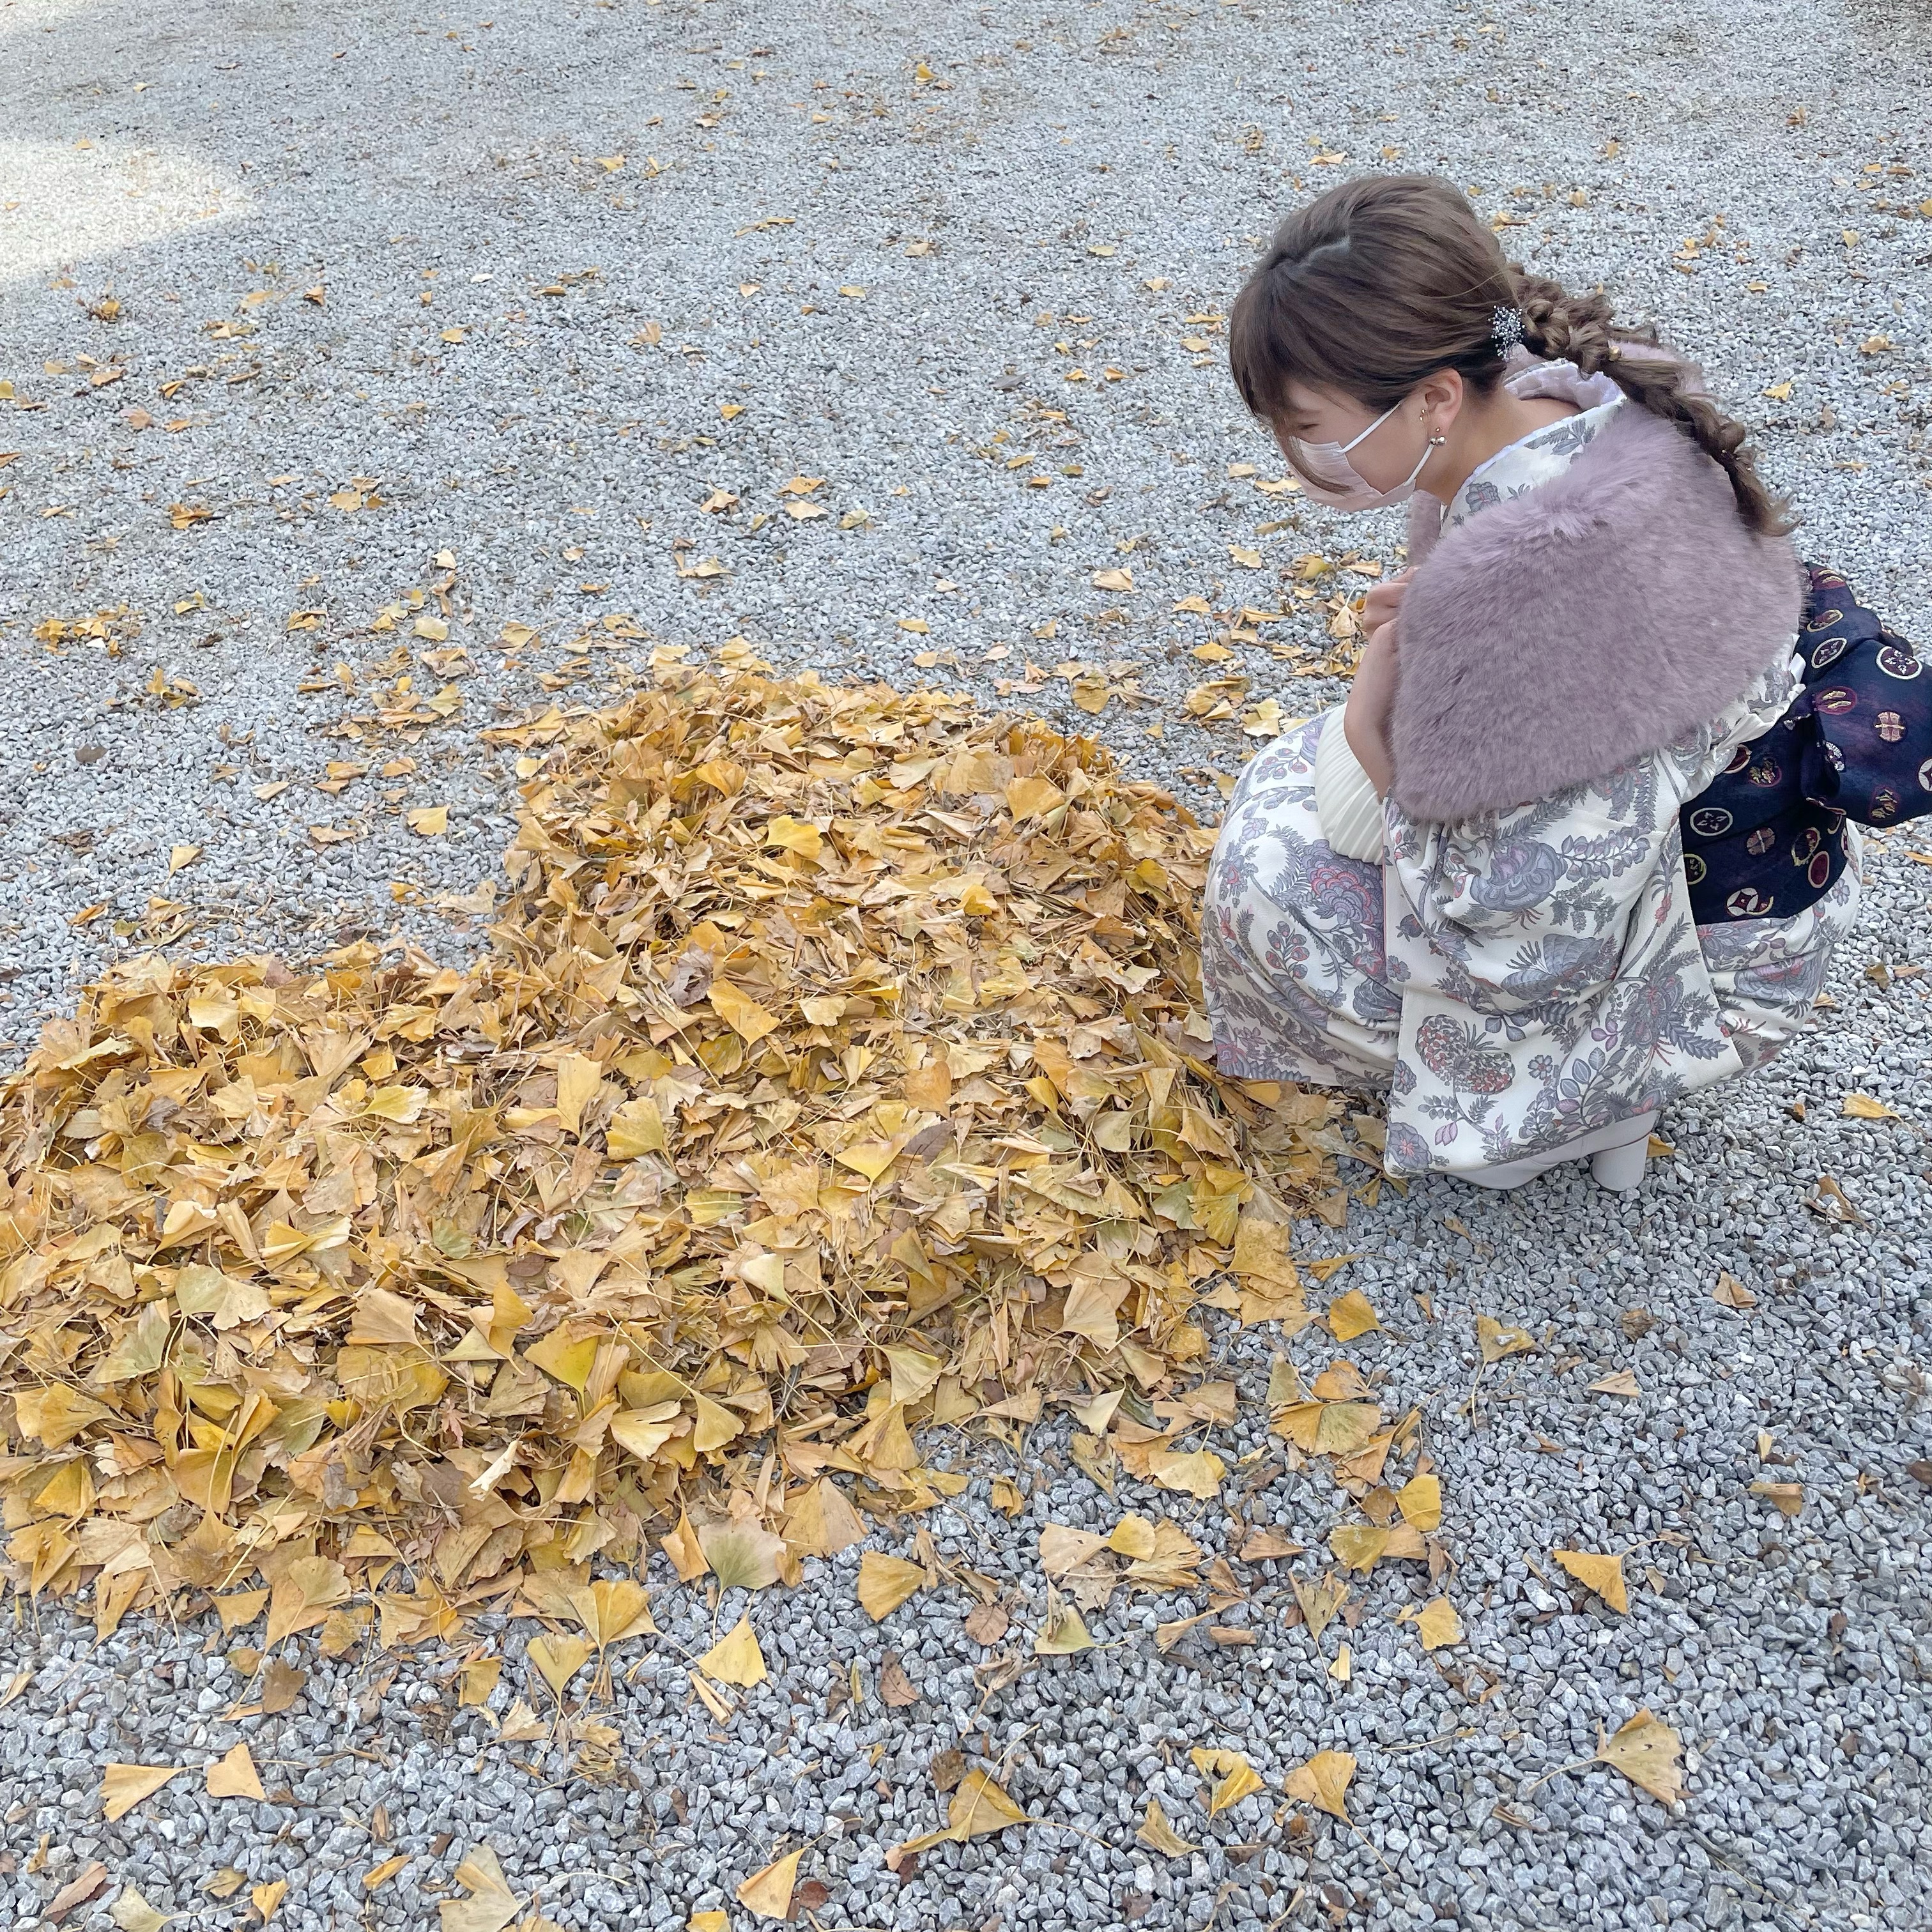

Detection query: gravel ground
(4, 0), (1932, 1928)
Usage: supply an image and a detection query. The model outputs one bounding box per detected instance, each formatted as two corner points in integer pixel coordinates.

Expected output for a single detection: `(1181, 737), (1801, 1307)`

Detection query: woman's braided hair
(1229, 174), (1791, 536)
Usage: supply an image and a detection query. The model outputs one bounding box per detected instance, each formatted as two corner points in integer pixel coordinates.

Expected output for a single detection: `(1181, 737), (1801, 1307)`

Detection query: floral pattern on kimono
(1202, 388), (1862, 1176)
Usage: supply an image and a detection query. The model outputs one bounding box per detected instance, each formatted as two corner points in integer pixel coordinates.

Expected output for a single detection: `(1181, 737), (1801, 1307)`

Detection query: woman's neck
(1424, 388), (1581, 506)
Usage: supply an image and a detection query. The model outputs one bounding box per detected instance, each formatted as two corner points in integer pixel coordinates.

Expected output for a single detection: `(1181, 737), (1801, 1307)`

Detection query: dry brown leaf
(1136, 1796), (1197, 1857)
(856, 1551), (927, 1621)
(1596, 1710), (1685, 1805)
(1713, 1271), (1758, 1310)
(735, 1850), (801, 1920)
(1283, 1749), (1355, 1820)
(438, 1843), (521, 1932)
(1476, 1315), (1537, 1363)
(207, 1742), (265, 1800)
(101, 1765), (183, 1823)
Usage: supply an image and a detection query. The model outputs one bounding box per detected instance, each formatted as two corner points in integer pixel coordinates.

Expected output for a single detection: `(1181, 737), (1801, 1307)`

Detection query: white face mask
(1282, 399), (1436, 512)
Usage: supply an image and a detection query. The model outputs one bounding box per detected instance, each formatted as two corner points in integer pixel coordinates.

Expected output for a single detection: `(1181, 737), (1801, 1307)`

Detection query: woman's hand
(1342, 620), (1400, 797)
(1359, 566), (1413, 636)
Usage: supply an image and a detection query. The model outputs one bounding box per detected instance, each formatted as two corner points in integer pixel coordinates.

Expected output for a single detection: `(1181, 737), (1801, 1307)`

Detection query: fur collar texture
(1387, 401), (1802, 824)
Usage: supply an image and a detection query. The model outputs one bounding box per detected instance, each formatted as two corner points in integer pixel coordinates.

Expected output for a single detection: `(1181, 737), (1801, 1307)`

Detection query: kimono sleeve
(1384, 772), (1676, 1017)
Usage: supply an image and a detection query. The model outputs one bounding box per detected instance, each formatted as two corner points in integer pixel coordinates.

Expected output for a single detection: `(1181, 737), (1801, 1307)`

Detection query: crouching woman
(1200, 176), (1908, 1190)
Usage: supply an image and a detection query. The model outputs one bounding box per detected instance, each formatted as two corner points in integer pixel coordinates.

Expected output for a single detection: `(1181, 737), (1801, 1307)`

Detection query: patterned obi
(1682, 562), (1928, 923)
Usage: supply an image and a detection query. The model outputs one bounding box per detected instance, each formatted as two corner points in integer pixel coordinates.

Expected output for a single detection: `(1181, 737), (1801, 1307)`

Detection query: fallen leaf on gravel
(963, 1599), (1009, 1644)
(1325, 1288), (1378, 1339)
(1091, 567), (1134, 592)
(101, 1765), (182, 1822)
(1596, 1710), (1684, 1804)
(362, 1857), (410, 1892)
(1238, 1526), (1302, 1560)
(689, 1917), (727, 1932)
(735, 1850), (801, 1919)
(696, 1613), (767, 1686)
(0, 1668), (29, 1707)
(1137, 1796), (1197, 1857)
(459, 1657), (502, 1706)
(207, 1742), (264, 1800)
(879, 1657), (919, 1706)
(1283, 1750), (1355, 1820)
(1190, 1747), (1262, 1815)
(1034, 1591), (1096, 1655)
(1553, 1549), (1629, 1613)
(206, 1871), (246, 1901)
(1476, 1315), (1537, 1363)
(1713, 1271), (1757, 1310)
(1414, 1598), (1461, 1650)
(250, 1881), (287, 1925)
(1750, 1480), (1805, 1517)
(1292, 1572), (1349, 1643)
(439, 1844), (520, 1932)
(857, 1551), (928, 1621)
(894, 1769), (1028, 1855)
(1330, 1524), (1390, 1572)
(260, 1659), (308, 1713)
(1588, 1368), (1642, 1397)
(1147, 1446), (1225, 1498)
(109, 1884), (169, 1932)
(406, 804), (449, 835)
(1397, 1473), (1441, 1531)
(45, 1863), (109, 1923)
(527, 1633), (591, 1700)
(167, 843), (201, 875)
(494, 1699), (546, 1742)
(1843, 1091), (1900, 1119)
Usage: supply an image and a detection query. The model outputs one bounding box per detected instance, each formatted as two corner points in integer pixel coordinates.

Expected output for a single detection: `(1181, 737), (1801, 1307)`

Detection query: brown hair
(1229, 174), (1790, 536)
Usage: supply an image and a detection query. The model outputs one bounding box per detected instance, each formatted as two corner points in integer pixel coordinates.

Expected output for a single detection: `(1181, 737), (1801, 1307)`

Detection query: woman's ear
(1416, 368), (1466, 434)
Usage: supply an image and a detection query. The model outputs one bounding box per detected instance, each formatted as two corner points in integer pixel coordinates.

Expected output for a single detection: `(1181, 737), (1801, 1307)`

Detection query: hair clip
(1491, 305), (1525, 357)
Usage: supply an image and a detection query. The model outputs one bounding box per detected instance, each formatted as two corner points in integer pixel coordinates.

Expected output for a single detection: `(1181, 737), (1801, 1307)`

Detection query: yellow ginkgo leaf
(207, 1741), (264, 1800)
(526, 1632), (591, 1700)
(250, 1881), (288, 1925)
(1397, 1473), (1442, 1531)
(1292, 1572), (1349, 1643)
(1033, 1594), (1095, 1655)
(709, 979), (779, 1043)
(1552, 1548), (1629, 1613)
(1325, 1288), (1379, 1340)
(1596, 1709), (1685, 1804)
(1414, 1598), (1462, 1650)
(1284, 1749), (1356, 1820)
(734, 1849), (801, 1920)
(855, 1550), (926, 1621)
(1476, 1314), (1537, 1363)
(1147, 1447), (1225, 1498)
(696, 1613), (767, 1687)
(1328, 1524), (1390, 1573)
(101, 1763), (183, 1822)
(1189, 1747), (1262, 1815)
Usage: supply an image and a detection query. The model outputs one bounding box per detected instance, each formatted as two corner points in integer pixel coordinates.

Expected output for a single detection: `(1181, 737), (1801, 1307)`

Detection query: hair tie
(1491, 305), (1525, 358)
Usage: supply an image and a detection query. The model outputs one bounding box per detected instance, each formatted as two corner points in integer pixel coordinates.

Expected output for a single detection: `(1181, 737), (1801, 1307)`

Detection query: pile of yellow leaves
(0, 659), (1347, 1648)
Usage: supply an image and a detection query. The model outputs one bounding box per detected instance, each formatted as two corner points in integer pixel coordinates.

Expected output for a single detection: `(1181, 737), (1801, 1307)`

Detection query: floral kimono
(1203, 367), (1864, 1179)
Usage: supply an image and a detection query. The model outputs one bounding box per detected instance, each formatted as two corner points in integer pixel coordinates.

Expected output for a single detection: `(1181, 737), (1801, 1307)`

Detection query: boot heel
(1591, 1135), (1649, 1192)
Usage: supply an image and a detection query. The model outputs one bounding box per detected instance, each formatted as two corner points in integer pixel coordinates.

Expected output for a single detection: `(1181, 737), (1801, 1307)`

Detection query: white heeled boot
(1460, 1112), (1657, 1193)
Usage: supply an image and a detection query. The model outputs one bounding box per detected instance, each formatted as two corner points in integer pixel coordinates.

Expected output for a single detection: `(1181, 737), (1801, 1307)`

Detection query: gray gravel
(3, 0), (1932, 1927)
